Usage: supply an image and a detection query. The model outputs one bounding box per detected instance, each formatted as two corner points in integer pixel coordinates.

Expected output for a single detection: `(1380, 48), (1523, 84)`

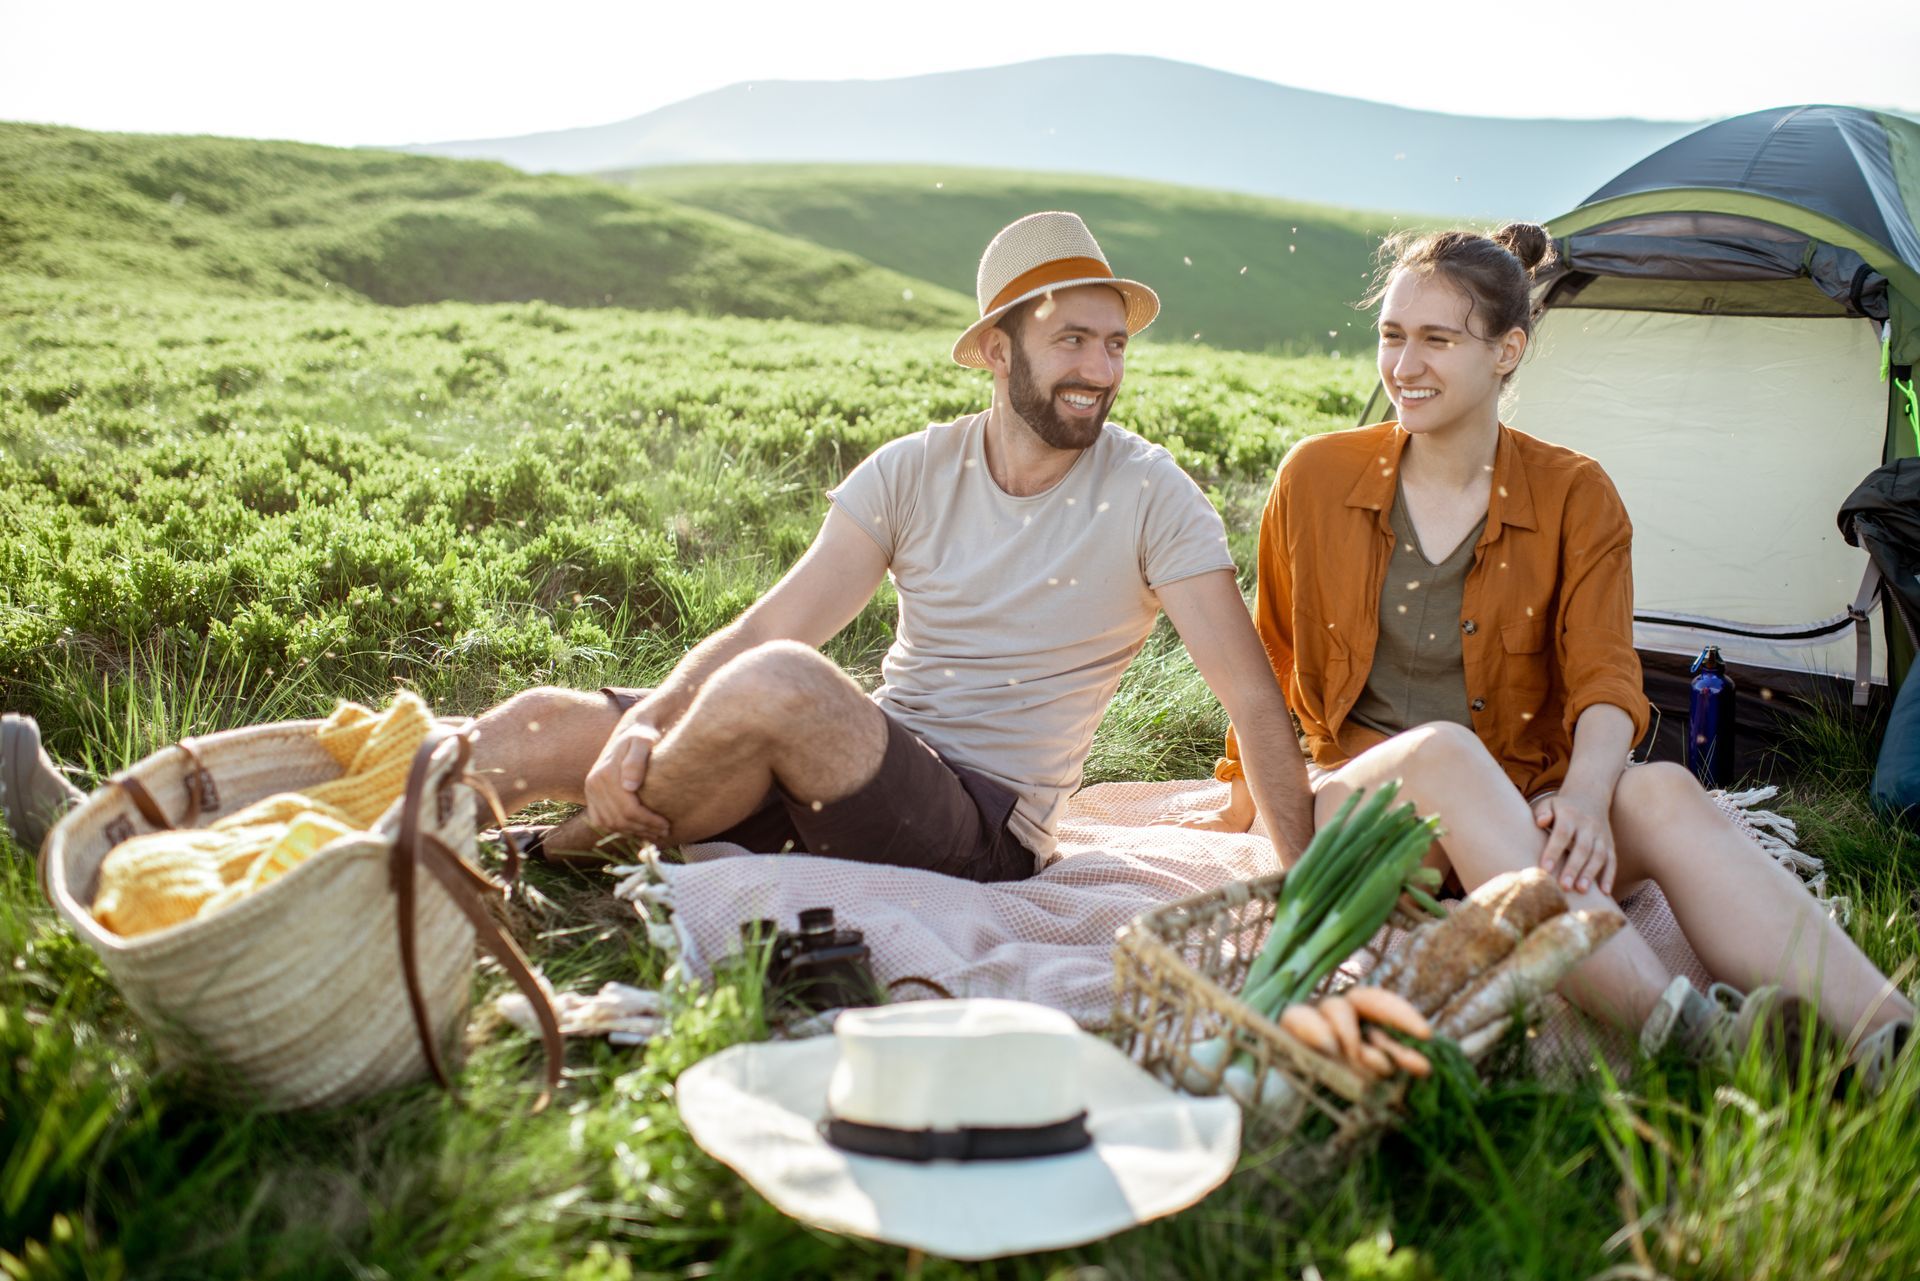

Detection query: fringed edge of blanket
(608, 851), (689, 963)
(1712, 784), (1849, 925)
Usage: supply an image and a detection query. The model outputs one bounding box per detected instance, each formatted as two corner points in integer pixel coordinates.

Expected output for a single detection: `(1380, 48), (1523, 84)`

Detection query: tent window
(1547, 274), (1854, 317)
(1549, 214), (1888, 320)
(1582, 213), (1804, 242)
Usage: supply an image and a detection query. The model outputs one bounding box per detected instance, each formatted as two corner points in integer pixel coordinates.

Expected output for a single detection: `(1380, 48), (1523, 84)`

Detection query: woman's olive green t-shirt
(1345, 481), (1486, 739)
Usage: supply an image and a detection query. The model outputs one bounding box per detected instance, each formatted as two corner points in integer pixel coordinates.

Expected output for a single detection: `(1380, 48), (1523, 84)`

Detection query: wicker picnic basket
(41, 720), (560, 1111)
(1112, 872), (1439, 1155)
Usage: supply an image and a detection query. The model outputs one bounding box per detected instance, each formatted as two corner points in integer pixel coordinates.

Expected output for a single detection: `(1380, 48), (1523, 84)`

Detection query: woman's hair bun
(1492, 222), (1553, 274)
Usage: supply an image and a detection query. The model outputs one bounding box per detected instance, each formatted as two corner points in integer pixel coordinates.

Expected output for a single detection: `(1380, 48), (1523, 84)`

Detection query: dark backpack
(1838, 458), (1920, 817)
(1839, 457), (1920, 651)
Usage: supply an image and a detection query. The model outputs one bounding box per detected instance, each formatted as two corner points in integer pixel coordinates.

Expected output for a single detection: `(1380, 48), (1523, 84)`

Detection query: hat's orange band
(986, 257), (1114, 315)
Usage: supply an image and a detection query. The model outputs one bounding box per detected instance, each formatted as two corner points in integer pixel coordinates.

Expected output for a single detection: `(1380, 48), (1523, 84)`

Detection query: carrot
(1354, 1043), (1395, 1078)
(1319, 994), (1363, 1066)
(1367, 1028), (1432, 1077)
(1344, 986), (1433, 1041)
(1278, 1003), (1341, 1059)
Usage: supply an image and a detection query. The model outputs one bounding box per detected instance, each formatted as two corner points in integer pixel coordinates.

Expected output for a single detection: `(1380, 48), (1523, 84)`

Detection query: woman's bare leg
(1322, 723), (1914, 1043)
(1608, 762), (1914, 1043)
(1317, 722), (1673, 1030)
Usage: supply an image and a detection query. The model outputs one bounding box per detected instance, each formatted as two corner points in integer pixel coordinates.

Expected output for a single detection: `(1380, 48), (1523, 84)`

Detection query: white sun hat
(951, 212), (1160, 369)
(677, 998), (1240, 1261)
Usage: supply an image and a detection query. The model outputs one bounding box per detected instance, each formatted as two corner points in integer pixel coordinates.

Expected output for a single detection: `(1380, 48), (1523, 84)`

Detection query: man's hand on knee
(585, 720), (670, 843)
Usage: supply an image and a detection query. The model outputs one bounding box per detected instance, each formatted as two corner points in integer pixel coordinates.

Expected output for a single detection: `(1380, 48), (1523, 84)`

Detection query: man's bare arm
(1156, 569), (1316, 862)
(585, 507), (890, 836)
(623, 507), (889, 733)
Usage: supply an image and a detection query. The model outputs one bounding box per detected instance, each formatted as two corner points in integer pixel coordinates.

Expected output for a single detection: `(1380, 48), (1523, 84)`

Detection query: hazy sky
(4, 0), (1918, 146)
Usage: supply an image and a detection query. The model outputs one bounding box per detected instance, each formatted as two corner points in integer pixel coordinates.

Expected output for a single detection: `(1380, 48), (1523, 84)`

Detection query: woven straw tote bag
(42, 721), (561, 1111)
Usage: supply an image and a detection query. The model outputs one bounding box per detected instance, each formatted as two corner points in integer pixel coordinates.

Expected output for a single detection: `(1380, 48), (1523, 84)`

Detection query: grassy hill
(608, 163), (1417, 354)
(0, 123), (1415, 355)
(0, 123), (971, 329)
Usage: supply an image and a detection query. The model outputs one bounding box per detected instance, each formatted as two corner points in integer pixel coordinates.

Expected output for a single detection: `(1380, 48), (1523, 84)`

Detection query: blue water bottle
(1687, 645), (1738, 788)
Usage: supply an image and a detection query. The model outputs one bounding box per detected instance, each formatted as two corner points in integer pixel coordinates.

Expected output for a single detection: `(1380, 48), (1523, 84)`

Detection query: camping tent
(1362, 105), (1920, 770)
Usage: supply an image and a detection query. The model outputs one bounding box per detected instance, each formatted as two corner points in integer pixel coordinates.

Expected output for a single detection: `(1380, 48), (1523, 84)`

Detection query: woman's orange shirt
(1221, 420), (1650, 798)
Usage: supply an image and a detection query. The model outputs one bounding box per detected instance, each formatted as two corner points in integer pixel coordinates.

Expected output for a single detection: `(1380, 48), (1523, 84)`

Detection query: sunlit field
(4, 120), (1918, 1280)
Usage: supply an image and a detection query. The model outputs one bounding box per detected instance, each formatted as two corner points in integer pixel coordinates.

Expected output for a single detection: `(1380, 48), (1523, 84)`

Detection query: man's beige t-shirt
(828, 411), (1233, 865)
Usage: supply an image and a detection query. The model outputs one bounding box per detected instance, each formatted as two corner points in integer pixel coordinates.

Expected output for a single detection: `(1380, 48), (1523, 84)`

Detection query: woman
(1185, 224), (1912, 1080)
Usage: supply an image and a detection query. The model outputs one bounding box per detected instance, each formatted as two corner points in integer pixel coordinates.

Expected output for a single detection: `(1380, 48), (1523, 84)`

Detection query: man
(462, 211), (1315, 877)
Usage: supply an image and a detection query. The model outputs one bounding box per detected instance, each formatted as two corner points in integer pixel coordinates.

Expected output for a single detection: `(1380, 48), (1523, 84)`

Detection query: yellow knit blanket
(92, 693), (436, 937)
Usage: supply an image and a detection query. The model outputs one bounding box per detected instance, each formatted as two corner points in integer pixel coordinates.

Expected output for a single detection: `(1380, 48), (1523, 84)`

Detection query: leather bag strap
(417, 830), (564, 1108)
(392, 728), (563, 1111)
(108, 739), (216, 831)
(109, 773), (175, 830)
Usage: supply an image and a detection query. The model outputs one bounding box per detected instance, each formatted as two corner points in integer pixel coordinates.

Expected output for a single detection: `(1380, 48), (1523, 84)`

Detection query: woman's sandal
(1840, 1019), (1913, 1098)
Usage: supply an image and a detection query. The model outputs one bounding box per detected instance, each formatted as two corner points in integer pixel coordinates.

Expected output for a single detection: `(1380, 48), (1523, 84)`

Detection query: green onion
(1240, 783), (1393, 994)
(1236, 781), (1442, 1020)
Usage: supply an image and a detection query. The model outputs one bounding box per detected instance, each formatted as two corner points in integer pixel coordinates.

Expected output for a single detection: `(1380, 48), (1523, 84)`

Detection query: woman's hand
(1533, 790), (1616, 896)
(1159, 776), (1257, 833)
(1542, 704), (1636, 897)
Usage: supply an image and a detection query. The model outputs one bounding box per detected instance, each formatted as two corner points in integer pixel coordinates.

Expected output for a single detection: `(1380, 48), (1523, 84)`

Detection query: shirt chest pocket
(1500, 618), (1552, 707)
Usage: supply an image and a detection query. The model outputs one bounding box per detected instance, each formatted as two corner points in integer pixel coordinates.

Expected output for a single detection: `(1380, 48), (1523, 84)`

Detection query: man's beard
(1008, 341), (1113, 451)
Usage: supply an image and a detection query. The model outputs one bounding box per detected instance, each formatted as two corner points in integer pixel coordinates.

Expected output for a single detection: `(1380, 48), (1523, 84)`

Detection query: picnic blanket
(633, 779), (1822, 1065)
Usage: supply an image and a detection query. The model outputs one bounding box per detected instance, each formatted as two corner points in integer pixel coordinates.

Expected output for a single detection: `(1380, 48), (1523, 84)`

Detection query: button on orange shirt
(1222, 420), (1650, 798)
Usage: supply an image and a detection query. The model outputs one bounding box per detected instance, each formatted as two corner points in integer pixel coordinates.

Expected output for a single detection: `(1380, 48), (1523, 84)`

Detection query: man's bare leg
(1608, 763), (1915, 1042)
(470, 689), (621, 811)
(466, 686), (633, 856)
(470, 641), (888, 852)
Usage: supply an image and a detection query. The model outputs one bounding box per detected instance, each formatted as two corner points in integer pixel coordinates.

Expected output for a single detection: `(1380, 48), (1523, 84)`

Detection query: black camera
(740, 907), (882, 1015)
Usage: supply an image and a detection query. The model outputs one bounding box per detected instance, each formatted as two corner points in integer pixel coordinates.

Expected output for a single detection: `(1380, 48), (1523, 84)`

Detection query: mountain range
(390, 55), (1701, 220)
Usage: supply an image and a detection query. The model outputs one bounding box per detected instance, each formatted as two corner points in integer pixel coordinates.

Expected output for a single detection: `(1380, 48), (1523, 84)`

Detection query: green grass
(608, 162), (1422, 355)
(2, 166), (1917, 1275)
(0, 124), (971, 330)
(0, 277), (1360, 733)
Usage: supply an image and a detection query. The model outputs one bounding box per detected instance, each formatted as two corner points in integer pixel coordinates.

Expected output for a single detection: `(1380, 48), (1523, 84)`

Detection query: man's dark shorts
(602, 688), (1037, 884)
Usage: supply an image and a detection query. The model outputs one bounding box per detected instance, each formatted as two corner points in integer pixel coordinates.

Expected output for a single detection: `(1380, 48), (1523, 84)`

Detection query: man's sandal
(493, 825), (555, 863)
(1, 713), (86, 854)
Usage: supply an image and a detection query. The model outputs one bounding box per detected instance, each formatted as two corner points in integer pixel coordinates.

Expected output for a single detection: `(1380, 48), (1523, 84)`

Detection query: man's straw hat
(677, 998), (1239, 1260)
(951, 212), (1160, 369)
